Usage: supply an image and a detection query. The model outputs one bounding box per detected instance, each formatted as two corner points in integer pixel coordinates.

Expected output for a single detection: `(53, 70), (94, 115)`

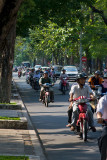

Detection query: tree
(0, 0), (23, 102)
(0, 0), (106, 102)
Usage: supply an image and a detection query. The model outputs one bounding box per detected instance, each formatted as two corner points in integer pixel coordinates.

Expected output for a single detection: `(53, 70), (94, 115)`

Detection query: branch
(90, 5), (107, 25)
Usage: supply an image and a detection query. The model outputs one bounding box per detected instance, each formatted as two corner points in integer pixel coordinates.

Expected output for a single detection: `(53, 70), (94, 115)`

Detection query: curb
(0, 117), (27, 129)
(14, 80), (48, 160)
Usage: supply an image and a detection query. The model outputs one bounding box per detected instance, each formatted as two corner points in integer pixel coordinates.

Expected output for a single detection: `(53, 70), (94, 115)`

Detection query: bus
(22, 61), (30, 68)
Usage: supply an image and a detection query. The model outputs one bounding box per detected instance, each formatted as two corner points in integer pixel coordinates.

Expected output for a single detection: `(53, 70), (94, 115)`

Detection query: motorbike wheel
(45, 95), (49, 107)
(62, 86), (66, 95)
(82, 119), (87, 141)
(79, 122), (83, 138)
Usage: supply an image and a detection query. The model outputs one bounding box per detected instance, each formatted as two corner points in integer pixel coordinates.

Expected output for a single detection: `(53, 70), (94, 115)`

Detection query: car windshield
(54, 67), (62, 72)
(35, 65), (41, 68)
(64, 67), (77, 72)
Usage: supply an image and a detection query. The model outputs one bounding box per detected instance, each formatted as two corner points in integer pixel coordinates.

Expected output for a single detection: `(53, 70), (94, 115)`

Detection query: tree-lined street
(14, 73), (102, 160)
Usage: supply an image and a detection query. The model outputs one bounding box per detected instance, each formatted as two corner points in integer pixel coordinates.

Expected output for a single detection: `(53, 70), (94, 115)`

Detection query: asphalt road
(13, 73), (102, 160)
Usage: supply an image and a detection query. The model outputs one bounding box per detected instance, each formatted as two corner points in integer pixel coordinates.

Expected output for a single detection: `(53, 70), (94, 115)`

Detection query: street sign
(81, 56), (87, 62)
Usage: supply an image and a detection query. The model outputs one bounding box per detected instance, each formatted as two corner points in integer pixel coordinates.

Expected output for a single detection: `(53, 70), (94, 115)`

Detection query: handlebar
(101, 92), (107, 96)
(69, 96), (92, 103)
(42, 83), (53, 87)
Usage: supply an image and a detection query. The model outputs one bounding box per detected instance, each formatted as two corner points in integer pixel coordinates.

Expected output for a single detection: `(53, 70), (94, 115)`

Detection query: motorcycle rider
(29, 68), (35, 85)
(33, 70), (40, 79)
(50, 68), (56, 82)
(88, 70), (104, 90)
(96, 95), (107, 160)
(68, 72), (96, 132)
(59, 69), (69, 90)
(98, 73), (107, 96)
(39, 71), (54, 102)
(18, 67), (22, 77)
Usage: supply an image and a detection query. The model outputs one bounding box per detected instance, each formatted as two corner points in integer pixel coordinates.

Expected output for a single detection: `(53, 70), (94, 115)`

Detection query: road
(13, 73), (102, 160)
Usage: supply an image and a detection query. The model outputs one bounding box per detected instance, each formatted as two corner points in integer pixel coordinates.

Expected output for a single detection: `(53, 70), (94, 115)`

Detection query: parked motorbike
(42, 83), (52, 107)
(73, 96), (92, 141)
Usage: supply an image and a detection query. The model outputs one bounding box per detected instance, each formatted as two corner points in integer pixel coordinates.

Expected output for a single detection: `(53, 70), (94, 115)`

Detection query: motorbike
(50, 75), (56, 83)
(18, 71), (22, 78)
(73, 96), (92, 141)
(90, 85), (101, 112)
(61, 77), (68, 95)
(92, 85), (101, 97)
(29, 75), (34, 86)
(32, 77), (40, 90)
(42, 83), (53, 107)
(26, 74), (30, 84)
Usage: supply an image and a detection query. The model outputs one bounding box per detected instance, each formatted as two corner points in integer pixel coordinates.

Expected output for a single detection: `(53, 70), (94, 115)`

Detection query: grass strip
(0, 116), (20, 120)
(0, 156), (29, 160)
(0, 102), (17, 105)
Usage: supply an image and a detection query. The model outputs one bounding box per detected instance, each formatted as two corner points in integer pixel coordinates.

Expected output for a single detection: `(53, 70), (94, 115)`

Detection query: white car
(52, 65), (63, 78)
(62, 66), (78, 81)
(41, 66), (50, 72)
(34, 65), (42, 71)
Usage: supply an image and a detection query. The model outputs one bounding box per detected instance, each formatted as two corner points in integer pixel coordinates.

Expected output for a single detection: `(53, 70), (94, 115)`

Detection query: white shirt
(33, 73), (40, 79)
(69, 84), (93, 99)
(96, 95), (107, 119)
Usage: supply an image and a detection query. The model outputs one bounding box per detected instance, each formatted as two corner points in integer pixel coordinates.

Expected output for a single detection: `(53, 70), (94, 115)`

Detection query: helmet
(76, 72), (87, 80)
(62, 69), (66, 71)
(95, 70), (100, 75)
(36, 70), (39, 73)
(44, 71), (48, 74)
(103, 73), (107, 78)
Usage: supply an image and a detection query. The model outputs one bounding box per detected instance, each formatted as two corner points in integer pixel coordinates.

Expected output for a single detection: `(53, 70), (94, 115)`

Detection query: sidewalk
(0, 81), (47, 160)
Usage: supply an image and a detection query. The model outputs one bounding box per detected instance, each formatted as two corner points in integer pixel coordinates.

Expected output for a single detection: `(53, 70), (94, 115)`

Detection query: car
(41, 66), (50, 72)
(62, 65), (78, 81)
(52, 65), (63, 78)
(34, 65), (42, 71)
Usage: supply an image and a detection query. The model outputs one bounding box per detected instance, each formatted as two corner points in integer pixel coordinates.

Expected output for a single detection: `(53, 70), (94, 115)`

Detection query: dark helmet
(95, 70), (100, 75)
(62, 69), (66, 71)
(44, 71), (48, 74)
(36, 70), (40, 73)
(103, 73), (107, 78)
(76, 72), (87, 81)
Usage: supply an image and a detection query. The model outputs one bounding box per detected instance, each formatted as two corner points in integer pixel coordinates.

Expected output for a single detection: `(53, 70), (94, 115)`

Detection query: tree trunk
(70, 54), (74, 65)
(0, 0), (23, 102)
(0, 23), (16, 102)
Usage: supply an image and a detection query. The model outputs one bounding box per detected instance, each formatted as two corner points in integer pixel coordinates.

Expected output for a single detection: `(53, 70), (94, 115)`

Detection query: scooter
(42, 83), (52, 107)
(32, 77), (40, 90)
(18, 71), (22, 78)
(73, 96), (92, 141)
(91, 85), (101, 112)
(61, 77), (68, 95)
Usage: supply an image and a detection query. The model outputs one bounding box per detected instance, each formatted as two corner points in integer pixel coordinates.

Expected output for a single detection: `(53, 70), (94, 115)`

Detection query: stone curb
(0, 104), (22, 110)
(0, 117), (27, 129)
